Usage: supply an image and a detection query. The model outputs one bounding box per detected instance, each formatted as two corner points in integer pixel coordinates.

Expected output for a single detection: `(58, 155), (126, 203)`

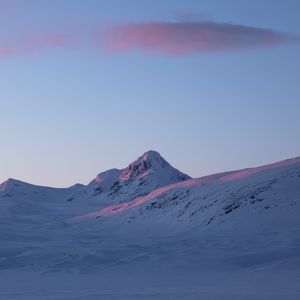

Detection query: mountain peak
(141, 150), (169, 166)
(120, 150), (170, 181)
(142, 150), (163, 159)
(83, 150), (191, 203)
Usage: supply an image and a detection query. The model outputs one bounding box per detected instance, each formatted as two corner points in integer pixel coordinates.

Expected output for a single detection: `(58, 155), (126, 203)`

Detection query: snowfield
(0, 151), (300, 299)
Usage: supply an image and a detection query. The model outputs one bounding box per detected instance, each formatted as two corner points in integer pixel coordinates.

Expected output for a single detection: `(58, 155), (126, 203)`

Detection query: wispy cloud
(0, 47), (13, 56)
(0, 19), (298, 58)
(21, 34), (66, 53)
(104, 21), (299, 56)
(0, 33), (68, 57)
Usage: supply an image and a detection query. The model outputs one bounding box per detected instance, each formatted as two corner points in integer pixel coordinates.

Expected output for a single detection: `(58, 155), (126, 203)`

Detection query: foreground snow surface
(1, 152), (300, 299)
(1, 232), (300, 300)
(1, 231), (300, 299)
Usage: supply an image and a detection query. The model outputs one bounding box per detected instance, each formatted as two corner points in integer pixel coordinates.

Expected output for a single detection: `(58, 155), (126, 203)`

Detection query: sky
(1, 0), (300, 187)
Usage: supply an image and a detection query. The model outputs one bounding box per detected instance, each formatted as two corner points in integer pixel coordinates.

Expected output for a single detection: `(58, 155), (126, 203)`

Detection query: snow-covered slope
(74, 156), (300, 233)
(1, 153), (300, 237)
(0, 178), (84, 221)
(1, 153), (300, 300)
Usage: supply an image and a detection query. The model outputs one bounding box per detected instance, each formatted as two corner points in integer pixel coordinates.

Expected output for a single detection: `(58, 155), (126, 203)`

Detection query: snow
(0, 152), (300, 299)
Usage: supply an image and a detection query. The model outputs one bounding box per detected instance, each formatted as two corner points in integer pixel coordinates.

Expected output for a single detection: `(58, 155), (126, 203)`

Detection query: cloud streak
(0, 19), (298, 57)
(104, 21), (299, 55)
(0, 47), (13, 56)
(0, 33), (69, 57)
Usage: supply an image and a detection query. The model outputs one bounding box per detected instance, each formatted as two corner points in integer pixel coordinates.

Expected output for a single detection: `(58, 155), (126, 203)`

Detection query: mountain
(1, 152), (300, 227)
(0, 150), (190, 216)
(69, 150), (191, 206)
(75, 155), (300, 234)
(1, 152), (300, 300)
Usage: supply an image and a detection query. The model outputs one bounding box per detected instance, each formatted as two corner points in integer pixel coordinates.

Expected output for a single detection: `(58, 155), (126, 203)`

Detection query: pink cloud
(0, 19), (298, 58)
(0, 47), (13, 56)
(21, 34), (67, 54)
(0, 33), (67, 57)
(104, 21), (299, 55)
(0, 33), (72, 57)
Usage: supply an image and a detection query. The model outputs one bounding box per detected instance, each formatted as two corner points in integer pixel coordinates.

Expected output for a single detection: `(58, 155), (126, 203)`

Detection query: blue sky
(1, 0), (299, 187)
